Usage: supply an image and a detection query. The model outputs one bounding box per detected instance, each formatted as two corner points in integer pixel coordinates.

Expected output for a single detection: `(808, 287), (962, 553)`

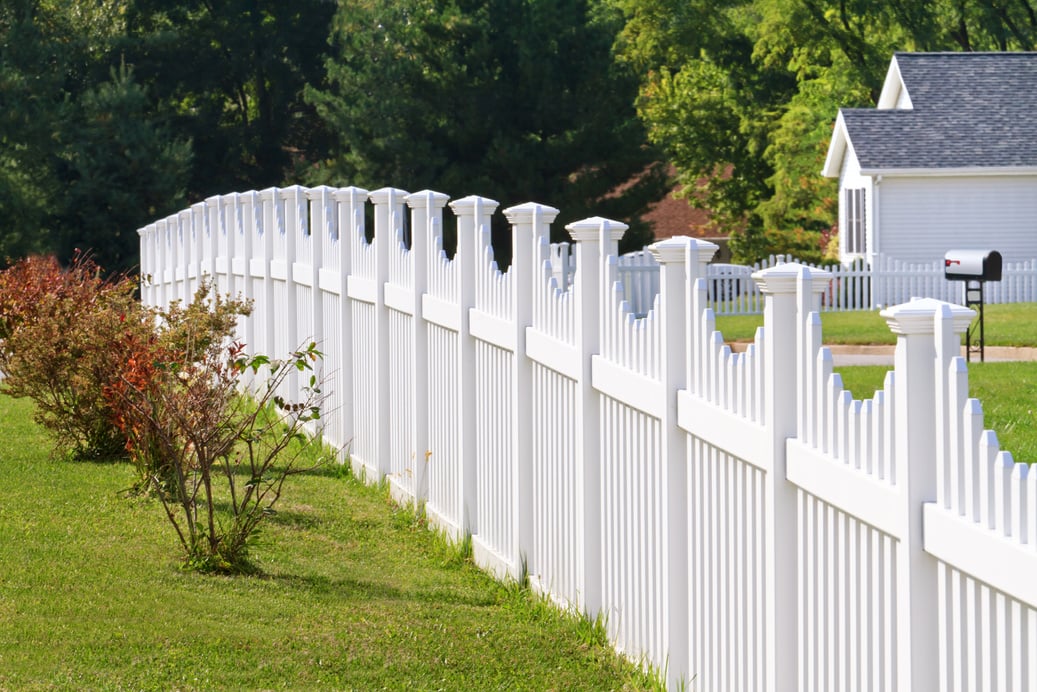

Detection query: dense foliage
(4, 1), (1037, 268)
(1, 0), (666, 268)
(608, 0), (1037, 262)
(0, 257), (329, 573)
(0, 253), (144, 457)
(307, 0), (668, 253)
(108, 301), (329, 573)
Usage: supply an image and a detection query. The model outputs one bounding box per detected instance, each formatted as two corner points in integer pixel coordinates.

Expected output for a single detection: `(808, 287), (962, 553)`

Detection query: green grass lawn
(715, 301), (1037, 346)
(0, 395), (657, 690)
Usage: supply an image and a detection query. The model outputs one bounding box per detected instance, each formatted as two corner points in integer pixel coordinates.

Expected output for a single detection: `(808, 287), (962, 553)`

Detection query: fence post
(752, 262), (828, 691)
(449, 195), (500, 536)
(255, 189), (278, 364)
(369, 187), (409, 478)
(503, 202), (559, 577)
(305, 186), (337, 414)
(281, 186), (308, 399)
(203, 195), (220, 289)
(879, 296), (969, 691)
(646, 236), (692, 688)
(190, 202), (206, 298)
(872, 254), (885, 308)
(406, 190), (450, 504)
(304, 186), (331, 349)
(177, 208), (192, 305)
(236, 192), (258, 368)
(217, 193), (234, 298)
(154, 218), (169, 310)
(137, 222), (156, 307)
(332, 186), (368, 462)
(565, 218), (627, 619)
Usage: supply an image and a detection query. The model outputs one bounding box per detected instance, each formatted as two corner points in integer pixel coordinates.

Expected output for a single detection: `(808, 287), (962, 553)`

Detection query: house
(822, 52), (1037, 267)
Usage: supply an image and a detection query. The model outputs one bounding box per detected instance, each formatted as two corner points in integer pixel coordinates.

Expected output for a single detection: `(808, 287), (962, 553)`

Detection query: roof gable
(824, 52), (1037, 176)
(875, 56), (910, 110)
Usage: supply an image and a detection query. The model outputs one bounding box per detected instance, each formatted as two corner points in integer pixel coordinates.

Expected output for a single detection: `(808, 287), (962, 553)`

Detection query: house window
(845, 188), (867, 255)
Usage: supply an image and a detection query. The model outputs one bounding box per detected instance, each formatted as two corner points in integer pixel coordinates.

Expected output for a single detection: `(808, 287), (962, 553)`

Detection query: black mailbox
(944, 250), (1002, 281)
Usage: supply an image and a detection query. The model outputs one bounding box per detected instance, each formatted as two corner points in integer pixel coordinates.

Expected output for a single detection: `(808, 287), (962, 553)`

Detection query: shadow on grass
(265, 571), (499, 608)
(65, 450), (129, 465)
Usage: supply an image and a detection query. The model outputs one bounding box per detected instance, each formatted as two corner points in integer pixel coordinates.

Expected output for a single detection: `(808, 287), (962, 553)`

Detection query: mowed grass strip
(716, 302), (1037, 346)
(0, 395), (657, 690)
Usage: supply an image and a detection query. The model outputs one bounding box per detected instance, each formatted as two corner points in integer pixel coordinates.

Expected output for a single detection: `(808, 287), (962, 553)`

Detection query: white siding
(893, 86), (912, 110)
(878, 176), (1037, 263)
(837, 148), (875, 263)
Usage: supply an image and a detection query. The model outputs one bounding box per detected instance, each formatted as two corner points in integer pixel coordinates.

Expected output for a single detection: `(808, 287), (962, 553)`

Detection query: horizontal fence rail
(140, 185), (1037, 690)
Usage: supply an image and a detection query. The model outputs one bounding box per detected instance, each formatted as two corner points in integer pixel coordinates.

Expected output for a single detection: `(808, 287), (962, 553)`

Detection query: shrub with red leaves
(0, 253), (147, 458)
(0, 257), (328, 573)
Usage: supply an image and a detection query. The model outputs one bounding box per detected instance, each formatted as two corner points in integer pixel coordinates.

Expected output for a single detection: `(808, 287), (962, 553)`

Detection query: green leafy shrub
(104, 281), (251, 493)
(106, 288), (328, 572)
(0, 257), (328, 572)
(0, 253), (146, 459)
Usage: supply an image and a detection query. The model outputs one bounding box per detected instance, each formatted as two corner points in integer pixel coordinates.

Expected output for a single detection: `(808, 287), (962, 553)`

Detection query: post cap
(405, 189), (451, 209)
(448, 195), (500, 215)
(368, 187), (411, 204)
(331, 186), (370, 203)
(278, 184), (308, 200)
(752, 262), (832, 296)
(503, 202), (561, 225)
(881, 297), (975, 336)
(648, 236), (692, 264)
(564, 216), (628, 243)
(305, 185), (339, 200)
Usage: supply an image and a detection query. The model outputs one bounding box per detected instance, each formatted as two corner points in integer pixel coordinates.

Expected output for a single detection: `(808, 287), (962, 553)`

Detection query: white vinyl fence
(140, 185), (1037, 691)
(571, 248), (1037, 317)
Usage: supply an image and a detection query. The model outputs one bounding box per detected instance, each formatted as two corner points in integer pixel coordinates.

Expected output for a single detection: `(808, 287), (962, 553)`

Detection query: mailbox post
(944, 250), (1002, 362)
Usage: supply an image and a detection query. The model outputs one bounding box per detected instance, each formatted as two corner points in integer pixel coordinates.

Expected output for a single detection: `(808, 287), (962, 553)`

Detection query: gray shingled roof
(843, 52), (1037, 171)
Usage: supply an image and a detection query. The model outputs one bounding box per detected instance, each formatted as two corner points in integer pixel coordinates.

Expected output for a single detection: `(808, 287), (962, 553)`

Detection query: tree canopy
(0, 0), (338, 272)
(306, 0), (668, 254)
(3, 0), (1037, 269)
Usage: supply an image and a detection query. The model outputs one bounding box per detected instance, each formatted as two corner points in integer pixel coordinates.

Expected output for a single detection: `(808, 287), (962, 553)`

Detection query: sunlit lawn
(0, 395), (657, 690)
(715, 301), (1037, 346)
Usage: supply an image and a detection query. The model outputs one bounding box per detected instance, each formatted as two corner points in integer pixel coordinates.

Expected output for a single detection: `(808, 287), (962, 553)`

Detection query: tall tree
(56, 64), (193, 273)
(118, 0), (337, 197)
(308, 0), (668, 254)
(1, 1), (339, 269)
(746, 0), (906, 260)
(610, 0), (798, 259)
(0, 1), (76, 261)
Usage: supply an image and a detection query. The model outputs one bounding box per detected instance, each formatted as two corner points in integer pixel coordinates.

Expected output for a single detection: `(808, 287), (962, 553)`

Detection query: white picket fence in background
(139, 185), (1037, 691)
(573, 247), (1037, 317)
